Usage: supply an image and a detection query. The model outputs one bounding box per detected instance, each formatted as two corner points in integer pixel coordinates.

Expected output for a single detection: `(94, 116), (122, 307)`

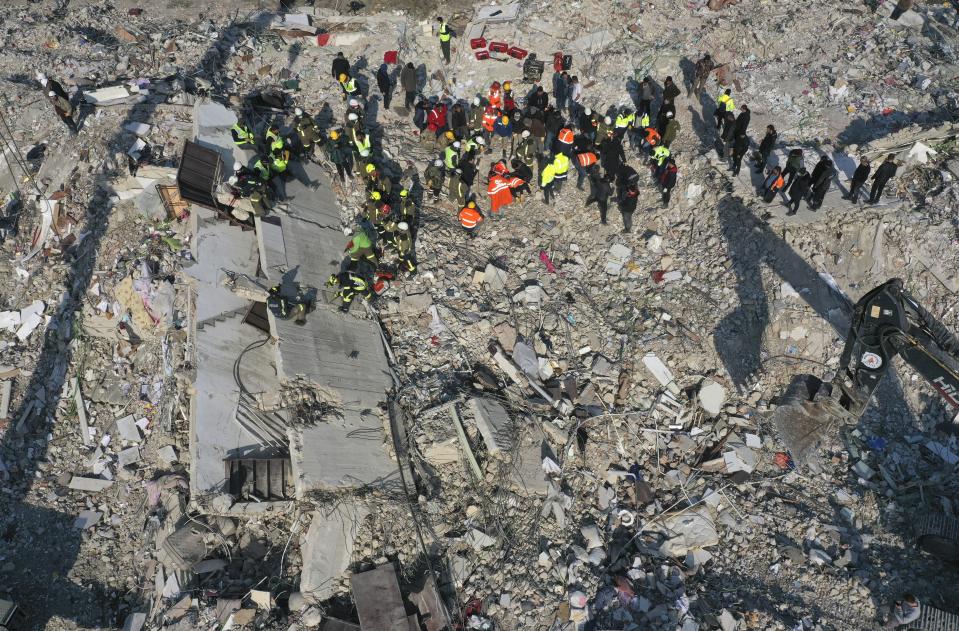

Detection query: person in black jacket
(600, 138), (625, 181)
(451, 103), (468, 139)
(781, 148), (804, 188)
(786, 168), (811, 215)
(618, 183), (639, 232)
(579, 108), (598, 142)
(843, 156), (870, 202)
(529, 85), (549, 112)
(869, 154), (898, 203)
(544, 105), (563, 154)
(734, 105), (750, 136)
(661, 76), (680, 106)
(376, 63), (393, 109)
(808, 157), (835, 209)
(731, 133), (750, 176)
(720, 111), (737, 157)
(332, 52), (350, 80)
(754, 125), (777, 173)
(510, 158), (533, 198)
(586, 172), (612, 224)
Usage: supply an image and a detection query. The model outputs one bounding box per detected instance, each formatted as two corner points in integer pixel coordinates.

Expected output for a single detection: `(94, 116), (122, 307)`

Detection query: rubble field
(0, 0), (957, 630)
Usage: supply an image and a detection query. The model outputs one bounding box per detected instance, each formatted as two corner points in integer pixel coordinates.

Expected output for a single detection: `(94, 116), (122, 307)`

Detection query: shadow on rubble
(712, 196), (959, 619)
(835, 107), (958, 147)
(0, 9), (275, 629)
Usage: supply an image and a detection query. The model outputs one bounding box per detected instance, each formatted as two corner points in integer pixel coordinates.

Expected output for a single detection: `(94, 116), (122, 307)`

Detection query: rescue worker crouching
(327, 269), (372, 312)
(389, 221), (416, 273)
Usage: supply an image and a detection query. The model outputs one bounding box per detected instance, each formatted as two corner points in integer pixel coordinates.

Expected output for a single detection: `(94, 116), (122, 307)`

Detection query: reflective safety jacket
(576, 152), (598, 167)
(459, 206), (482, 228)
(552, 152), (571, 177)
(231, 123), (255, 145)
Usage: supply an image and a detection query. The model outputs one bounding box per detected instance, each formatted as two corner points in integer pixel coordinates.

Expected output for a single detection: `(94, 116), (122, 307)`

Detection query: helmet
(294, 107), (303, 116)
(233, 161), (242, 171)
(521, 130), (530, 138)
(454, 168), (462, 174)
(445, 130), (455, 140)
(476, 136), (486, 145)
(452, 141), (461, 148)
(365, 163), (376, 174)
(400, 189), (409, 197)
(48, 91), (56, 97)
(339, 73), (348, 82)
(381, 204), (391, 212)
(503, 81), (511, 91)
(473, 97), (481, 106)
(584, 107), (592, 115)
(434, 159), (442, 166)
(467, 200), (476, 208)
(370, 191), (382, 200)
(348, 113), (358, 121)
(330, 130), (340, 140)
(397, 221), (409, 231)
(491, 81), (500, 90)
(666, 111), (674, 118)
(501, 116), (509, 124)
(228, 176), (238, 185)
(604, 116), (612, 124)
(349, 99), (359, 107)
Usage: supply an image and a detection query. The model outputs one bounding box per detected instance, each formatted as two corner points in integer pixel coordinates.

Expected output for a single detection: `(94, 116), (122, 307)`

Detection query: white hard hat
(233, 161), (242, 171)
(348, 113), (358, 121)
(473, 97), (481, 106)
(48, 91), (56, 97)
(521, 130), (530, 138)
(434, 159), (442, 166)
(294, 107), (303, 116)
(452, 141), (460, 148)
(666, 111), (674, 118)
(584, 107), (591, 115)
(475, 136), (485, 145)
(604, 116), (612, 124)
(397, 221), (409, 231)
(349, 99), (359, 107)
(228, 176), (238, 185)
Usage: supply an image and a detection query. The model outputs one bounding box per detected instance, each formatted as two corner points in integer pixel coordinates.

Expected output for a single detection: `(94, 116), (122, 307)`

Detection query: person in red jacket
(488, 81), (502, 110)
(427, 101), (448, 137)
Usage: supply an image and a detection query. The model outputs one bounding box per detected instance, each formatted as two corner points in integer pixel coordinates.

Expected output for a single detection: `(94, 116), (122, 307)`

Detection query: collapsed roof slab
(300, 504), (369, 604)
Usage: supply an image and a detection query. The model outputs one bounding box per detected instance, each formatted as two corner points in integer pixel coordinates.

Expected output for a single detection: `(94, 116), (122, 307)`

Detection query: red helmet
(490, 81), (501, 90)
(493, 162), (508, 175)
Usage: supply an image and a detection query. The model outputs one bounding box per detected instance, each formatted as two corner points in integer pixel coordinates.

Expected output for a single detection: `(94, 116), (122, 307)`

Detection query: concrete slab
(510, 433), (550, 496)
(350, 564), (409, 631)
(68, 476), (113, 492)
(469, 397), (514, 454)
(291, 409), (397, 494)
(300, 505), (369, 603)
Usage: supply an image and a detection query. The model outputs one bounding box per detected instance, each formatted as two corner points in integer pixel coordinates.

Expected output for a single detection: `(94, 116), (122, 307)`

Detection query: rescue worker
(425, 159), (445, 200)
(468, 97), (486, 136)
(502, 81), (518, 118)
(488, 81), (502, 110)
(448, 168), (468, 207)
(325, 128), (352, 182)
(488, 168), (522, 218)
(481, 104), (498, 146)
(618, 183), (639, 233)
(368, 168), (392, 199)
(691, 53), (715, 97)
(492, 115), (513, 156)
(868, 154), (898, 204)
(266, 125), (286, 156)
(715, 88), (733, 128)
(651, 144), (671, 178)
(364, 190), (384, 221)
(579, 107), (599, 142)
(444, 141), (461, 171)
(551, 151), (571, 195)
(327, 270), (371, 312)
(662, 111), (680, 148)
(458, 200), (483, 236)
(754, 125), (777, 173)
(351, 129), (372, 170)
(375, 204), (397, 238)
(614, 107), (636, 140)
(229, 161), (263, 197)
(437, 17), (453, 64)
(294, 108), (320, 158)
(515, 130), (537, 171)
(597, 115), (615, 142)
(585, 172), (613, 224)
(540, 159), (557, 205)
(843, 157), (870, 203)
(331, 52), (350, 81)
(659, 157), (678, 208)
(231, 120), (255, 147)
(574, 149), (599, 190)
(270, 148), (291, 178)
(252, 155), (272, 181)
(427, 99), (449, 138)
(398, 189), (417, 225)
(345, 229), (377, 265)
(346, 98), (366, 128)
(509, 158), (533, 199)
(642, 126), (661, 152)
(47, 89), (77, 133)
(390, 221), (416, 273)
(338, 72), (359, 101)
(762, 166), (785, 203)
(249, 184), (272, 217)
(556, 126), (575, 157)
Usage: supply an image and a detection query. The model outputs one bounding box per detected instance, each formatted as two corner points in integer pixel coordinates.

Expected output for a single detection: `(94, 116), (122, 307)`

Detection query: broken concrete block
(718, 609), (738, 631)
(852, 460), (875, 480)
(158, 445), (178, 465)
(193, 558), (227, 574)
(117, 446), (141, 468)
(423, 438), (460, 466)
(642, 353), (680, 395)
(115, 414), (142, 442)
(300, 506), (368, 603)
(484, 263), (509, 291)
(68, 476), (114, 492)
(698, 380), (727, 416)
(469, 397), (513, 453)
(73, 510), (102, 529)
(465, 528), (496, 550)
(121, 613), (147, 631)
(659, 508), (719, 557)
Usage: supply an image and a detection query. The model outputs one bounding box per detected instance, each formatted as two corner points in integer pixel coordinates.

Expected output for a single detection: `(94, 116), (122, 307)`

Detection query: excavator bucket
(770, 374), (848, 471)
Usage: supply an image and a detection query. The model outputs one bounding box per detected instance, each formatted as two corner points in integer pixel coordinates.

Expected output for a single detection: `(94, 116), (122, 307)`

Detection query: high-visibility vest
(459, 206), (481, 228)
(350, 231), (373, 253)
(639, 113), (650, 128)
(231, 123), (254, 145)
(444, 146), (459, 169)
(540, 163), (556, 186)
(489, 89), (502, 109)
(576, 152), (598, 167)
(558, 128), (574, 144)
(652, 145), (670, 165)
(439, 23), (451, 42)
(488, 175), (512, 195)
(553, 153), (570, 176)
(352, 129), (370, 154)
(482, 109), (497, 132)
(644, 127), (661, 146)
(341, 78), (357, 93)
(464, 139), (478, 154)
(725, 97), (736, 112)
(615, 112), (634, 128)
(271, 154), (288, 172)
(266, 129), (284, 152)
(253, 159), (270, 179)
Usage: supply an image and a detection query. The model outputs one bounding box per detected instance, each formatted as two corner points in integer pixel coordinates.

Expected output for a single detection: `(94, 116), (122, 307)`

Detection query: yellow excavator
(770, 278), (959, 565)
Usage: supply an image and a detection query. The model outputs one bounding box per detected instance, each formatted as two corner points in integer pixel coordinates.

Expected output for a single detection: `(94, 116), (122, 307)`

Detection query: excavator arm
(771, 278), (959, 468)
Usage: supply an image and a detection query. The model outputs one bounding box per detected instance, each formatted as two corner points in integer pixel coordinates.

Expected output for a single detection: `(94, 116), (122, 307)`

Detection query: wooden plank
(350, 564), (408, 631)
(72, 378), (91, 446)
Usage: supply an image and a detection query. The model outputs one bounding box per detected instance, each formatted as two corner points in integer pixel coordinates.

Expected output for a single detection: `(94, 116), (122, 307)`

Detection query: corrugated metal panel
(177, 140), (222, 208)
